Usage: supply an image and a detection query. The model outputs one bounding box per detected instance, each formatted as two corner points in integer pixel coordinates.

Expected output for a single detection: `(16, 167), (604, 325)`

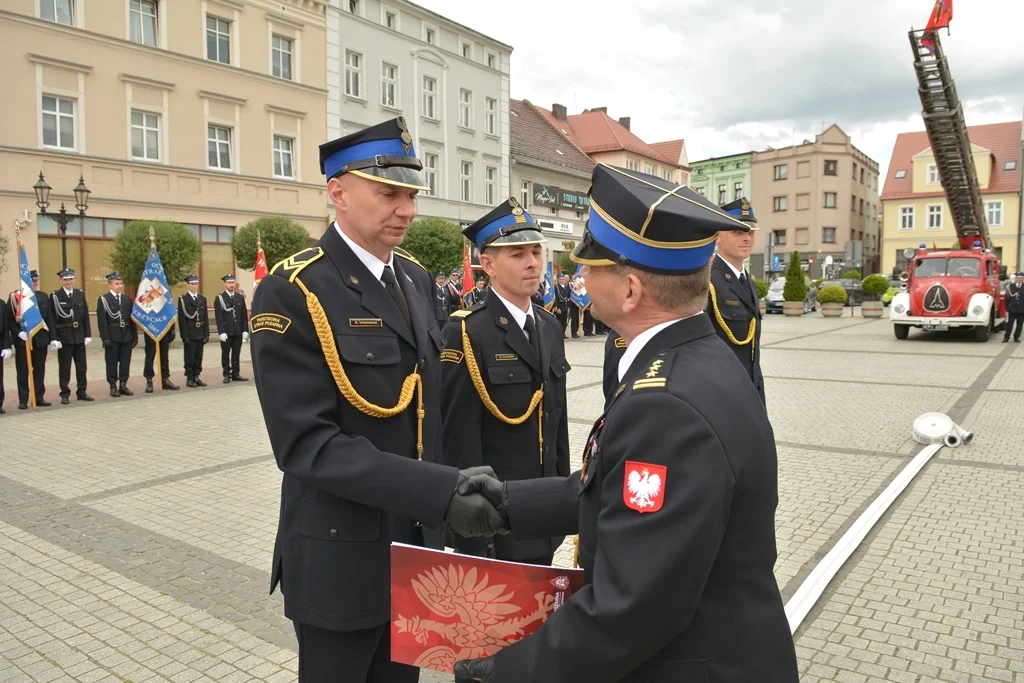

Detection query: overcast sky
(415, 0), (1024, 186)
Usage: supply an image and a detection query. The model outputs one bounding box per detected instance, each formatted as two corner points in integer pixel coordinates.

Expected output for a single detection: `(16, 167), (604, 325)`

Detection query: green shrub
(233, 216), (310, 271)
(861, 274), (890, 300)
(813, 277), (826, 288)
(783, 252), (808, 302)
(843, 269), (862, 280)
(109, 221), (201, 287)
(754, 278), (769, 299)
(817, 285), (849, 304)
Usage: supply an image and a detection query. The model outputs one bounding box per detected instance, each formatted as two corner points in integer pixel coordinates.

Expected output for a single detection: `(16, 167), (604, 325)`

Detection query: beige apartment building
(0, 0), (328, 305)
(750, 125), (880, 279)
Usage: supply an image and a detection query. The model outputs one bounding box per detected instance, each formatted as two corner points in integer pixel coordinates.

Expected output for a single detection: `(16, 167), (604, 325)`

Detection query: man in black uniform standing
(433, 272), (450, 326)
(440, 198), (571, 571)
(248, 116), (510, 683)
(215, 274), (249, 383)
(7, 271), (58, 408)
(464, 274), (489, 307)
(707, 197), (764, 405)
(454, 164), (798, 683)
(177, 274), (210, 386)
(0, 295), (9, 413)
(1003, 272), (1024, 342)
(51, 269), (94, 404)
(143, 320), (179, 393)
(97, 272), (137, 397)
(552, 273), (571, 336)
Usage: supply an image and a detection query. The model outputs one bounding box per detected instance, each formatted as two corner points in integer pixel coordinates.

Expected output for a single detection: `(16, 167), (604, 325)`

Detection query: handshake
(443, 467), (510, 538)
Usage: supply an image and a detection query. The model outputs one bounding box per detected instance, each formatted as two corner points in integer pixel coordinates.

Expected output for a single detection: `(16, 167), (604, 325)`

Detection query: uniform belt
(119, 321), (126, 328)
(195, 322), (204, 327)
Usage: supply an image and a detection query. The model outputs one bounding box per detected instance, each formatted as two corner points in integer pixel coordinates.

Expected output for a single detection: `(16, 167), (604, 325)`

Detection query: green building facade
(690, 152), (755, 272)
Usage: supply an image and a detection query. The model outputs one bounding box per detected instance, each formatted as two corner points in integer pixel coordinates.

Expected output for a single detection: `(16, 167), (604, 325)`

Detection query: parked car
(818, 279), (867, 306)
(882, 278), (904, 307)
(765, 277), (818, 314)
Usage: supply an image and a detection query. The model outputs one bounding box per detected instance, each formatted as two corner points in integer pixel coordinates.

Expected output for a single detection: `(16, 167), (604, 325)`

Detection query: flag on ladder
(922, 0), (953, 54)
(131, 226), (177, 342)
(15, 237), (44, 338)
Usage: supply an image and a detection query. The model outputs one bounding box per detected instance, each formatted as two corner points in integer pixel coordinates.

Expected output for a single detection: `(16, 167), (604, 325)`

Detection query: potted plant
(860, 274), (890, 318)
(754, 278), (769, 314)
(782, 252), (807, 316)
(817, 285), (848, 317)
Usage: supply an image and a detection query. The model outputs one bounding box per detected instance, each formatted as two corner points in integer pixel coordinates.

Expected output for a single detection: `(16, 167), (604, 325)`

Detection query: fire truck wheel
(974, 323), (990, 343)
(894, 324), (910, 340)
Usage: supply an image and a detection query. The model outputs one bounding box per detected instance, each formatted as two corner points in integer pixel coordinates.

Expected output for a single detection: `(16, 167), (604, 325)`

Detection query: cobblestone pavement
(2, 315), (1023, 682)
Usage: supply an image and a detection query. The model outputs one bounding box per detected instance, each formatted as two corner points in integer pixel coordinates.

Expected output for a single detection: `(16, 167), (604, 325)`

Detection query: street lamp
(33, 171), (90, 271)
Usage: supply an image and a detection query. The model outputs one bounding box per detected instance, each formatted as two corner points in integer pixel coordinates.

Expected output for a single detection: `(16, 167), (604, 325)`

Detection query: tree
(400, 217), (464, 275)
(861, 274), (890, 301)
(233, 216), (309, 271)
(0, 233), (9, 277)
(558, 251), (575, 275)
(109, 221), (201, 287)
(783, 251), (808, 302)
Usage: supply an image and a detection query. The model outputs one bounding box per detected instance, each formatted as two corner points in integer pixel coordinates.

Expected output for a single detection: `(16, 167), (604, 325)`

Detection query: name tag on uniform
(349, 318), (383, 327)
(251, 313), (292, 334)
(725, 300), (741, 306)
(494, 353), (518, 361)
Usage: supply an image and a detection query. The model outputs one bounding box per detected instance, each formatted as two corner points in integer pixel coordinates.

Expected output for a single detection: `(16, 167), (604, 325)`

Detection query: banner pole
(26, 335), (36, 408)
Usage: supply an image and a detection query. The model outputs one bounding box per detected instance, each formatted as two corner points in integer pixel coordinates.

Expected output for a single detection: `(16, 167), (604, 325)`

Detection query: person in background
(215, 274), (249, 383)
(7, 270), (58, 409)
(51, 269), (94, 404)
(177, 274), (210, 387)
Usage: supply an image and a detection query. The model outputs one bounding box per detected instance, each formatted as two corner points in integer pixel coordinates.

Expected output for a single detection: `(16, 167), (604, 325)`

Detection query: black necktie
(381, 265), (412, 330)
(739, 272), (747, 286)
(524, 315), (541, 361)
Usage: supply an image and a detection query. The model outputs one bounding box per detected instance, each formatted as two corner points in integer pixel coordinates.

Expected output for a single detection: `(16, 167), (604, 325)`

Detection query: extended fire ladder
(908, 28), (989, 249)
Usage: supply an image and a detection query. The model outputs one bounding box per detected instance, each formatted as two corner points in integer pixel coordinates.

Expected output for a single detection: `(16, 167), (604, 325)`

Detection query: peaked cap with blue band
(318, 116), (429, 191)
(720, 196), (759, 228)
(463, 197), (546, 251)
(571, 164), (752, 274)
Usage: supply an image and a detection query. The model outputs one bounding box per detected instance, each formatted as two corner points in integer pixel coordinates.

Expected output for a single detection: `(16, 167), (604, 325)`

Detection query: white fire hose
(912, 412), (974, 448)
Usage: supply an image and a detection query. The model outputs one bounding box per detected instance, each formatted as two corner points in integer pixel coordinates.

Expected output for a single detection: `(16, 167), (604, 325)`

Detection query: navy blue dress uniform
(96, 273), (138, 397)
(433, 273), (451, 324)
(144, 328), (178, 392)
(51, 270), (93, 403)
(249, 117), (508, 683)
(177, 275), (210, 386)
(439, 199), (571, 567)
(0, 292), (8, 413)
(601, 330), (627, 401)
(1003, 273), (1024, 342)
(553, 278), (571, 333)
(7, 271), (58, 408)
(455, 164), (798, 683)
(707, 198), (765, 405)
(445, 271), (464, 310)
(215, 275), (249, 382)
(464, 276), (489, 307)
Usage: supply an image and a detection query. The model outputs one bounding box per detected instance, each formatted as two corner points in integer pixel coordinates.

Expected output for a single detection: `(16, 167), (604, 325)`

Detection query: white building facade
(326, 0), (512, 226)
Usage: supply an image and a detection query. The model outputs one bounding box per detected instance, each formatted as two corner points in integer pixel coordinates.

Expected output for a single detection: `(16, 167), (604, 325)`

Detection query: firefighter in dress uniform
(51, 269), (94, 404)
(439, 198), (571, 573)
(0, 294), (9, 413)
(97, 272), (138, 397)
(177, 274), (210, 385)
(707, 197), (765, 406)
(247, 116), (510, 683)
(7, 270), (59, 408)
(143, 311), (179, 393)
(215, 274), (249, 383)
(552, 273), (572, 336)
(463, 275), (489, 307)
(433, 272), (450, 326)
(453, 164), (799, 683)
(1003, 272), (1024, 342)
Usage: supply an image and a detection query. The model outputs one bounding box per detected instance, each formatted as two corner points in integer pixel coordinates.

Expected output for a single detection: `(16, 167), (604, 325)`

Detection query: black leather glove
(457, 473), (509, 528)
(445, 467), (509, 538)
(103, 339), (110, 348)
(131, 339), (138, 349)
(454, 655), (496, 681)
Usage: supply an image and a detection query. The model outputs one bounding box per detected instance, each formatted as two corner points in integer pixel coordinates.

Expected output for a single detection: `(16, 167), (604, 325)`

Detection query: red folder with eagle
(390, 543), (584, 673)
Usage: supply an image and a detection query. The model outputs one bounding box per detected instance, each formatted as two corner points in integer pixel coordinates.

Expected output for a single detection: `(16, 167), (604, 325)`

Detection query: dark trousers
(105, 341), (132, 384)
(292, 621), (418, 683)
(221, 335), (243, 377)
(1005, 312), (1024, 340)
(570, 306), (594, 337)
(144, 336), (171, 379)
(58, 343), (88, 399)
(183, 340), (206, 379)
(554, 306), (569, 334)
(15, 344), (48, 404)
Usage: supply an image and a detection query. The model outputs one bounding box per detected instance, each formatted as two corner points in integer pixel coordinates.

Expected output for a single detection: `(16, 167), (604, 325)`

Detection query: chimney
(552, 103), (567, 121)
(618, 116), (631, 130)
(592, 106), (608, 114)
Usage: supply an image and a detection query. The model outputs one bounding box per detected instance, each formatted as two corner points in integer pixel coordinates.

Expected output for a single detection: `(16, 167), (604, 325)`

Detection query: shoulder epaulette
(271, 247), (324, 283)
(393, 247), (428, 274)
(533, 304), (557, 320)
(449, 308), (474, 320)
(613, 336), (627, 349)
(630, 353), (675, 392)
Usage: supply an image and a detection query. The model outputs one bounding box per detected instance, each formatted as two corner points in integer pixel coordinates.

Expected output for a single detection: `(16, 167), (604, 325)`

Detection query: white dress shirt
(335, 222), (394, 284)
(717, 253), (745, 280)
(616, 312), (704, 382)
(490, 287), (535, 336)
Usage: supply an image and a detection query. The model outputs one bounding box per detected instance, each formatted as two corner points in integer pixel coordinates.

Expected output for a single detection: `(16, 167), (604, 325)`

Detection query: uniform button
(366, 352), (374, 361)
(329, 529), (338, 538)
(658, 350), (668, 357)
(508, 373), (514, 380)
(545, 412), (550, 420)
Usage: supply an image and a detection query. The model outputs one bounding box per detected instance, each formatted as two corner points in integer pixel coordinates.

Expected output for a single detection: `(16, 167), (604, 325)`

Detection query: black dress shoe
(231, 375), (249, 382)
(77, 393), (94, 402)
(61, 397), (70, 405)
(36, 400), (51, 407)
(195, 378), (207, 387)
(223, 376), (231, 384)
(145, 379), (154, 393)
(1003, 338), (1010, 342)
(186, 379), (197, 388)
(18, 403), (28, 410)
(162, 379), (179, 390)
(110, 386), (120, 397)
(0, 408), (5, 414)
(119, 384), (134, 396)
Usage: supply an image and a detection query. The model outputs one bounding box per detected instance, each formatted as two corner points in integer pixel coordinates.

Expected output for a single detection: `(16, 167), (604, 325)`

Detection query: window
(894, 169), (907, 179)
(273, 136), (294, 178)
(129, 0), (157, 46)
(41, 0), (73, 25)
(348, 0), (360, 13)
(459, 89), (473, 128)
(852, 162), (857, 178)
(773, 230), (786, 246)
(423, 153), (438, 196)
(345, 50), (362, 98)
(206, 15), (230, 64)
(773, 196), (787, 212)
(485, 166), (496, 205)
(422, 76), (436, 119)
(927, 205), (943, 230)
(927, 164), (939, 184)
(773, 164), (787, 180)
(207, 125), (231, 170)
(1005, 160), (1017, 171)
(987, 200), (1003, 226)
(734, 182), (742, 200)
(797, 161), (810, 178)
(796, 228), (809, 245)
(424, 26), (436, 45)
(695, 186), (705, 196)
(384, 9), (397, 29)
(520, 180), (529, 207)
(824, 159), (837, 176)
(272, 36), (293, 80)
(851, 194), (856, 211)
(646, 163), (656, 176)
(796, 193), (810, 211)
(823, 227), (836, 243)
(460, 161), (472, 202)
(130, 110), (159, 161)
(859, 198), (864, 215)
(823, 191), (837, 208)
(900, 206), (915, 230)
(485, 97), (496, 135)
(461, 41), (472, 59)
(487, 52), (497, 69)
(662, 169), (671, 181)
(718, 185), (727, 204)
(42, 95), (75, 150)
(626, 158), (640, 171)
(381, 63), (397, 107)
(860, 168), (865, 184)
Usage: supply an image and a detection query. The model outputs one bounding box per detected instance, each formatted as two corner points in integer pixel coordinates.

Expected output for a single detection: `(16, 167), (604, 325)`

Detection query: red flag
(921, 0), (952, 53)
(254, 233), (268, 285)
(461, 243), (474, 298)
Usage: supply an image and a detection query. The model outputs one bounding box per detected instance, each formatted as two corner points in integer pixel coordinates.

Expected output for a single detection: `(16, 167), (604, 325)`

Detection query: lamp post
(32, 171), (90, 272)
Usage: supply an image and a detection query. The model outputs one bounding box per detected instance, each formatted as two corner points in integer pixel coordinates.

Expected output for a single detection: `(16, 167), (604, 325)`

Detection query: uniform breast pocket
(549, 356), (571, 379)
(335, 332), (401, 366)
(335, 333), (402, 401)
(486, 363), (532, 385)
(718, 305), (752, 335)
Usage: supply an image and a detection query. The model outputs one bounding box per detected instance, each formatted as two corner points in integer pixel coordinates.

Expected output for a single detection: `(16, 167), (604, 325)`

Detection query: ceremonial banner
(254, 233), (268, 288)
(921, 0), (953, 53)
(543, 262), (555, 311)
(461, 242), (474, 298)
(390, 543), (584, 673)
(570, 264), (591, 311)
(131, 227), (177, 342)
(15, 238), (44, 338)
